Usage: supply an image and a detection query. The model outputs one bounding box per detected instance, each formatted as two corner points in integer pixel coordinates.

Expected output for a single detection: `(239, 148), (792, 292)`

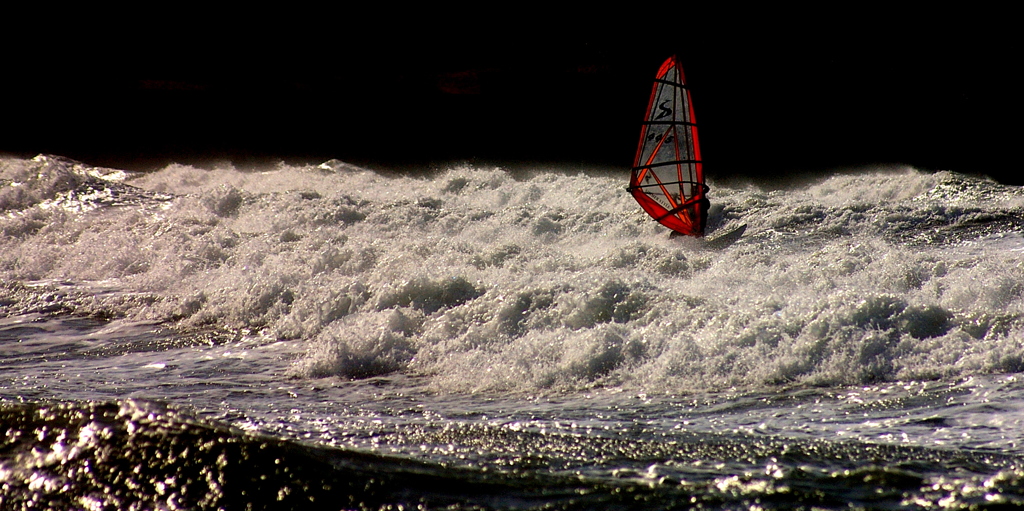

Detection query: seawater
(3, 154), (1024, 509)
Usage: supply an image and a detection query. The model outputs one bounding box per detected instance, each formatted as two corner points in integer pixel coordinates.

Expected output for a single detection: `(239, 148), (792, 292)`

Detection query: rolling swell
(3, 399), (1024, 510)
(0, 399), (593, 510)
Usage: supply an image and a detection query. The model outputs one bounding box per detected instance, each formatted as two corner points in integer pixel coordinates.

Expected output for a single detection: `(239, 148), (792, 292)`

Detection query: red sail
(629, 56), (708, 237)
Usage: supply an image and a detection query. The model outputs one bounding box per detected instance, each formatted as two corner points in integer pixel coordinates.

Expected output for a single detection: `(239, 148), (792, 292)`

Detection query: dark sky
(3, 9), (1017, 184)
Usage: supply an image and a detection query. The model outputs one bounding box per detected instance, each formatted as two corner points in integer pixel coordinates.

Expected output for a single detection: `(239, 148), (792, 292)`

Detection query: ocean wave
(3, 155), (1024, 393)
(3, 398), (1023, 510)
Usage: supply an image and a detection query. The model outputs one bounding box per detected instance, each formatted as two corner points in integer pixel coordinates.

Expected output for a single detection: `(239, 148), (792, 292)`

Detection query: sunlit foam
(3, 155), (1024, 393)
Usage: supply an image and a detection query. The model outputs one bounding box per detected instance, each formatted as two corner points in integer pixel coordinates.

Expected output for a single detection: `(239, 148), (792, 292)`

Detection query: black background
(2, 9), (1017, 184)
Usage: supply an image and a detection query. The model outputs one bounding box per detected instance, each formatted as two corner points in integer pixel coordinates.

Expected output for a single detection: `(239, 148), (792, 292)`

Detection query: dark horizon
(3, 11), (1016, 184)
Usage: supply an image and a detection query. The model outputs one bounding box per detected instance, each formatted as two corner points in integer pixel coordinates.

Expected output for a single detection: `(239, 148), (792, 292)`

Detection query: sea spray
(3, 155), (1024, 394)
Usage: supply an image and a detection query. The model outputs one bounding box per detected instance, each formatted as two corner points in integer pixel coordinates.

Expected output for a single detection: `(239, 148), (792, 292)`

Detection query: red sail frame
(629, 56), (707, 237)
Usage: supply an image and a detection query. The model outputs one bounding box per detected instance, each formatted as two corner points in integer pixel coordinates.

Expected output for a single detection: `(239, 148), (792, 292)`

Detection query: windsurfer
(698, 195), (710, 233)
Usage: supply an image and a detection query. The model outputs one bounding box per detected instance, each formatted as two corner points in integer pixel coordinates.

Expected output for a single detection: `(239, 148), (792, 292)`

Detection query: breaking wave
(3, 155), (1024, 393)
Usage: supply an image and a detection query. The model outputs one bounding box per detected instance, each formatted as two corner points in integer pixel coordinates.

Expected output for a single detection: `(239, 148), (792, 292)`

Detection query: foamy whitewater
(4, 154), (1024, 509)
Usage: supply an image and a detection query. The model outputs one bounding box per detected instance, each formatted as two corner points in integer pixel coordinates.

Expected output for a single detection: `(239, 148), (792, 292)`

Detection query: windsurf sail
(628, 55), (709, 237)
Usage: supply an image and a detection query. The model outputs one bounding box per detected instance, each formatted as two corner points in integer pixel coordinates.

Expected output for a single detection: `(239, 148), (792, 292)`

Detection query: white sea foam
(2, 155), (1024, 393)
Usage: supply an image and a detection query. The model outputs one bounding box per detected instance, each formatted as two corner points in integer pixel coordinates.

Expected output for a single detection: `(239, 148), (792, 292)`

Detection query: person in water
(698, 194), (710, 235)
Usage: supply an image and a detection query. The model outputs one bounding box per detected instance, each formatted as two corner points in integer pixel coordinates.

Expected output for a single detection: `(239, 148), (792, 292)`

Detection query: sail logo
(655, 100), (673, 120)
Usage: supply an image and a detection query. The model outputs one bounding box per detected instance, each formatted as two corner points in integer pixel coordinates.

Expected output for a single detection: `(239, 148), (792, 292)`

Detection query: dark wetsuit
(698, 196), (710, 235)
